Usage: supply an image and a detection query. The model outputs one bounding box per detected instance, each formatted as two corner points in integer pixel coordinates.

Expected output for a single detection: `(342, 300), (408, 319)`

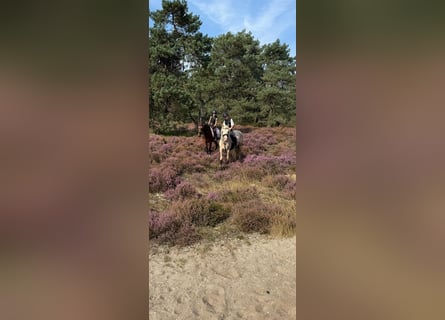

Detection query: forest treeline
(149, 0), (296, 133)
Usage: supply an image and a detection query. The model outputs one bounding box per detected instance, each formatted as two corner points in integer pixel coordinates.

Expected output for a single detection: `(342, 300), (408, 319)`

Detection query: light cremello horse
(219, 125), (243, 166)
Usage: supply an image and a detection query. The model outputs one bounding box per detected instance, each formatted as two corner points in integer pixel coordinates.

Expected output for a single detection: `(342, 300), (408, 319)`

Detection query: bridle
(221, 132), (231, 151)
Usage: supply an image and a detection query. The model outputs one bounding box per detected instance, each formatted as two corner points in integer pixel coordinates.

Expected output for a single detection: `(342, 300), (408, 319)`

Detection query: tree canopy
(149, 0), (295, 133)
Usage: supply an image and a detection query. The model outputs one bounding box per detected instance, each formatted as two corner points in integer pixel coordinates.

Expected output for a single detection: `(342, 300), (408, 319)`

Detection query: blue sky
(149, 0), (296, 57)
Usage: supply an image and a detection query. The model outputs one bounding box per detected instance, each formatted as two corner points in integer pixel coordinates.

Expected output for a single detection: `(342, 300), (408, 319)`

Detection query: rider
(222, 112), (235, 131)
(208, 110), (220, 139)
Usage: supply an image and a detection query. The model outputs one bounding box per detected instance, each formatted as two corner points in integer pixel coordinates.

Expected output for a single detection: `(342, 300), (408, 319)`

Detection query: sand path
(149, 235), (296, 320)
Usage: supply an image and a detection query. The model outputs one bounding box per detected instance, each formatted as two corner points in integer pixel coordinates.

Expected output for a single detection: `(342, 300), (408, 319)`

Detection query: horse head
(220, 126), (231, 148)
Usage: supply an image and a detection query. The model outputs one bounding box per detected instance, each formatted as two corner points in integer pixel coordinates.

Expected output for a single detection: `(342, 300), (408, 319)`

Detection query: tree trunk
(197, 104), (203, 136)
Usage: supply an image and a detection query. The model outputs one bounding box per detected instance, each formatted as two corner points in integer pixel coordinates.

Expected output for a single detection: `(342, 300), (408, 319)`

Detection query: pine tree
(258, 40), (296, 126)
(149, 0), (211, 133)
(208, 31), (263, 124)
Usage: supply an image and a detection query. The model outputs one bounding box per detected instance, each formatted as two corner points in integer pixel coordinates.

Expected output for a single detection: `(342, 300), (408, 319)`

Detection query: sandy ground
(149, 235), (296, 320)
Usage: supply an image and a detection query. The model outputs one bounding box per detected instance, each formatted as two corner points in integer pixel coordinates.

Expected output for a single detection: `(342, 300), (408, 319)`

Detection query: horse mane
(201, 123), (212, 136)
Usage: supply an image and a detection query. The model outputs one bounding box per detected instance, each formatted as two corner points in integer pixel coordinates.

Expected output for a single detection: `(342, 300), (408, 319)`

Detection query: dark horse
(199, 124), (218, 154)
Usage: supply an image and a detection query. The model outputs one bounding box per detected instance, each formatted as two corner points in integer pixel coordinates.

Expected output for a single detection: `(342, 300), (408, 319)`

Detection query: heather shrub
(206, 192), (220, 201)
(163, 151), (208, 175)
(149, 135), (174, 162)
(219, 185), (260, 203)
(150, 152), (162, 164)
(269, 199), (296, 237)
(149, 126), (297, 245)
(149, 210), (176, 239)
(164, 181), (198, 200)
(270, 210), (297, 237)
(242, 127), (295, 155)
(148, 210), (201, 246)
(148, 167), (181, 193)
(231, 200), (274, 234)
(280, 152), (296, 171)
(238, 164), (269, 180)
(242, 153), (295, 175)
(214, 170), (231, 180)
(148, 134), (165, 152)
(283, 179), (296, 199)
(159, 143), (173, 155)
(173, 222), (202, 246)
(162, 156), (186, 173)
(242, 132), (277, 155)
(172, 199), (230, 227)
(191, 164), (207, 173)
(179, 157), (207, 174)
(262, 174), (294, 191)
(169, 136), (180, 145)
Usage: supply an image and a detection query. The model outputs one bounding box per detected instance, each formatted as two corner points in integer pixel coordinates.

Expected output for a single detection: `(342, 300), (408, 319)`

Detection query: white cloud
(189, 0), (295, 51)
(189, 0), (239, 27)
(244, 0), (295, 44)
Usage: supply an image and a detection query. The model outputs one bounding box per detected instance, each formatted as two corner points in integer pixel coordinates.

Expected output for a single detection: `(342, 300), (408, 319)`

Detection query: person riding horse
(208, 110), (220, 140)
(219, 112), (243, 165)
